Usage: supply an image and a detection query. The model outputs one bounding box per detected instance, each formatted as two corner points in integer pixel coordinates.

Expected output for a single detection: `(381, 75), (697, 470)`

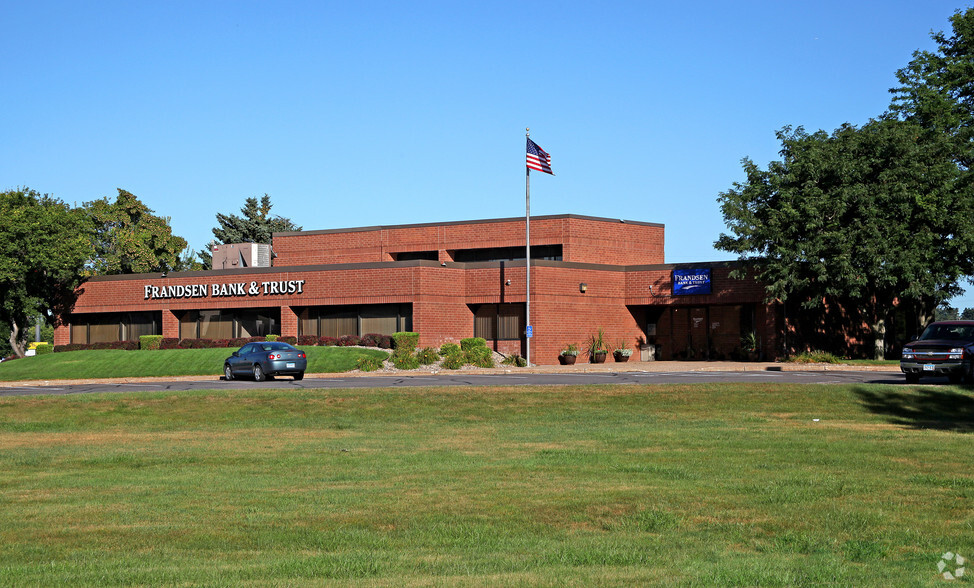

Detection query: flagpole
(525, 128), (532, 367)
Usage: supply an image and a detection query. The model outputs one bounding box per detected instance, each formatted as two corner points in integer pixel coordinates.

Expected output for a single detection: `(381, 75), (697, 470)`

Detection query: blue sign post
(526, 325), (533, 338)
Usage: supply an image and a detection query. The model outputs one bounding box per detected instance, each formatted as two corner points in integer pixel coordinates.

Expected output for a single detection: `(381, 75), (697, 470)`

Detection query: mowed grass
(0, 384), (972, 586)
(0, 346), (388, 381)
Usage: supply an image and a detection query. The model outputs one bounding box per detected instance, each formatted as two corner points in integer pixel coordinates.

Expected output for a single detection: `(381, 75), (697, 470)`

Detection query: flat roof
(272, 213), (664, 238)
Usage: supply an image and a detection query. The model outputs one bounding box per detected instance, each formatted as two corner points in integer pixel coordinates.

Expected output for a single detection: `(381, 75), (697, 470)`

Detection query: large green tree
(0, 188), (93, 358)
(85, 189), (188, 275)
(715, 119), (974, 358)
(198, 194), (301, 266)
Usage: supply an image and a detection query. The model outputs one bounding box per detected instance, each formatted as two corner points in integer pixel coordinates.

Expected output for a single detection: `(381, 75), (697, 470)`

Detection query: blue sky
(5, 1), (974, 306)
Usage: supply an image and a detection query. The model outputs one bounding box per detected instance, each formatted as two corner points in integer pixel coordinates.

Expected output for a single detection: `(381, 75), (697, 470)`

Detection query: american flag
(526, 138), (553, 175)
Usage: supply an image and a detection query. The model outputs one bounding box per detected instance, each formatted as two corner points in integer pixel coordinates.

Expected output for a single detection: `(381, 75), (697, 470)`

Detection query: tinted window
(919, 324), (974, 341)
(261, 342), (294, 351)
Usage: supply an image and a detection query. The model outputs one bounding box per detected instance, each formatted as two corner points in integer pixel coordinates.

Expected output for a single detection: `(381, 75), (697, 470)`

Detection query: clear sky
(5, 1), (973, 306)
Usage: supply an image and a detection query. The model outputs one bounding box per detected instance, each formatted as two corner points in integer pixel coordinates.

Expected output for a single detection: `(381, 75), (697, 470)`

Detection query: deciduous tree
(0, 188), (93, 357)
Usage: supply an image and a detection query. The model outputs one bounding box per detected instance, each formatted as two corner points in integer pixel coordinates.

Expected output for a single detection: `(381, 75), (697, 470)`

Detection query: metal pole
(525, 129), (531, 367)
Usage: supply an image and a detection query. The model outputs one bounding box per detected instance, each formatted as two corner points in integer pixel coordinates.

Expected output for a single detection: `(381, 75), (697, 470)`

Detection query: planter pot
(559, 354), (577, 365)
(591, 351), (607, 364)
(614, 353), (630, 362)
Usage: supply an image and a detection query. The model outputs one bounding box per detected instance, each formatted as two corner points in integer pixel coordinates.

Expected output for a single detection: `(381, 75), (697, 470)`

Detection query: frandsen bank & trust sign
(144, 280), (307, 300)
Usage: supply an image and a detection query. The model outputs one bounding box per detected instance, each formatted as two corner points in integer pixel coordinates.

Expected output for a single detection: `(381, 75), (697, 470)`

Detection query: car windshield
(260, 343), (294, 351)
(918, 324), (974, 341)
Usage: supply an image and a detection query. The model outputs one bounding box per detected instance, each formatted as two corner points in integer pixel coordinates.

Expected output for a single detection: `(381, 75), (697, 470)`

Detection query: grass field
(0, 383), (971, 586)
(0, 346), (389, 381)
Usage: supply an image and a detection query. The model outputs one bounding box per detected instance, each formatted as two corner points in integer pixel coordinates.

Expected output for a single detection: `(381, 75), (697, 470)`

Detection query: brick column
(54, 324), (70, 346)
(162, 310), (179, 339)
(281, 306), (298, 338)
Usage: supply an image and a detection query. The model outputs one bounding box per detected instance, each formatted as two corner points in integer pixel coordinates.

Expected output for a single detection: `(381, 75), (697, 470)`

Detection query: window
(472, 303), (524, 340)
(177, 308), (280, 339)
(297, 304), (412, 338)
(453, 245), (562, 263)
(394, 250), (438, 261)
(69, 312), (161, 344)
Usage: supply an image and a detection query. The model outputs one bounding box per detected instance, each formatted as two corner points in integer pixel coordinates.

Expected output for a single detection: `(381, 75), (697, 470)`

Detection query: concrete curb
(0, 360), (901, 388)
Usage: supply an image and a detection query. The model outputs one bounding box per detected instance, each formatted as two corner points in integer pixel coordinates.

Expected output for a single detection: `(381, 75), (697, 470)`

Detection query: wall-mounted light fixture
(579, 283), (587, 293)
(505, 279), (511, 286)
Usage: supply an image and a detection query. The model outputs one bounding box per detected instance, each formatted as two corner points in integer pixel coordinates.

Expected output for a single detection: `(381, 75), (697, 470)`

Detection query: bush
(788, 350), (842, 364)
(338, 335), (361, 347)
(54, 344), (86, 353)
(297, 335), (317, 346)
(439, 343), (461, 357)
(501, 354), (527, 367)
(140, 335), (163, 350)
(319, 336), (339, 346)
(279, 336), (297, 345)
(34, 343), (53, 356)
(265, 334), (278, 341)
(416, 347), (440, 365)
(442, 353), (465, 370)
(392, 352), (420, 370)
(392, 332), (420, 354)
(160, 338), (180, 350)
(460, 337), (488, 351)
(376, 335), (393, 349)
(247, 336), (267, 343)
(356, 356), (384, 372)
(228, 337), (250, 348)
(465, 346), (494, 368)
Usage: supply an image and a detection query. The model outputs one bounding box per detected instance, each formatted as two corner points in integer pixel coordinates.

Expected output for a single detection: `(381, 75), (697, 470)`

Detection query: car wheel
(293, 372), (304, 381)
(905, 372), (920, 384)
(224, 364), (233, 381)
(253, 363), (266, 382)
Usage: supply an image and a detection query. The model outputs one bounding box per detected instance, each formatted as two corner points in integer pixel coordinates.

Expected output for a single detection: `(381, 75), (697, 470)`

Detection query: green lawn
(0, 346), (389, 381)
(0, 383), (971, 585)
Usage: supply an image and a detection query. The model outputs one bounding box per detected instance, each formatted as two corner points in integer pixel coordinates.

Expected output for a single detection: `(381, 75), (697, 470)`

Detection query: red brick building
(55, 214), (780, 364)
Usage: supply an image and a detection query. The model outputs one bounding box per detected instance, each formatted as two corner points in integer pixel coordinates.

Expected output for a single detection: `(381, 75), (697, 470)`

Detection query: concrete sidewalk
(0, 359), (901, 388)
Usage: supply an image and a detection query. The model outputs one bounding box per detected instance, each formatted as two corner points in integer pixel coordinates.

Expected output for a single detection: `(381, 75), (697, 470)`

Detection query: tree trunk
(870, 317), (886, 360)
(9, 320), (25, 359)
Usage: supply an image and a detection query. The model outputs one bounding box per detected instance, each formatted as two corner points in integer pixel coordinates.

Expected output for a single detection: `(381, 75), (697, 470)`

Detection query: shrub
(54, 344), (86, 352)
(416, 347), (440, 365)
(356, 356), (384, 372)
(247, 337), (267, 343)
(392, 332), (420, 354)
(319, 336), (339, 346)
(265, 334), (278, 341)
(439, 343), (461, 357)
(338, 335), (361, 347)
(140, 335), (163, 350)
(442, 353), (465, 370)
(360, 333), (385, 347)
(160, 338), (180, 350)
(501, 354), (527, 367)
(460, 337), (488, 351)
(297, 335), (318, 346)
(279, 336), (297, 345)
(465, 346), (494, 368)
(788, 350), (842, 364)
(34, 343), (53, 356)
(376, 335), (393, 349)
(392, 352), (420, 370)
(228, 337), (250, 348)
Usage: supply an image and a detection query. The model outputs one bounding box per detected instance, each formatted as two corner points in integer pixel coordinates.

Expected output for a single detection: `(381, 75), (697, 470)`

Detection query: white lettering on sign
(143, 280), (306, 299)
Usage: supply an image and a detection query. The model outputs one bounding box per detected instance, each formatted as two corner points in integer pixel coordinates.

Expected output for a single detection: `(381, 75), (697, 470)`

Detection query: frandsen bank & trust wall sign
(144, 280), (306, 300)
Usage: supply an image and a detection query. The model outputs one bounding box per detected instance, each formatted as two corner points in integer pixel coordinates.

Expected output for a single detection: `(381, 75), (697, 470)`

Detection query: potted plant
(613, 341), (632, 362)
(559, 343), (580, 365)
(587, 328), (608, 363)
(741, 331), (760, 361)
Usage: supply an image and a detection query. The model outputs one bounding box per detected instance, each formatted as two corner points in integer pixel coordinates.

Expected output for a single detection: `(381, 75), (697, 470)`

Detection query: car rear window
(260, 343), (294, 351)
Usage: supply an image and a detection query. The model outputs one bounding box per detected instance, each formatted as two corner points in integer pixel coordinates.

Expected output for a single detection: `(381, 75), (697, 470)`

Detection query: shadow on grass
(852, 386), (974, 432)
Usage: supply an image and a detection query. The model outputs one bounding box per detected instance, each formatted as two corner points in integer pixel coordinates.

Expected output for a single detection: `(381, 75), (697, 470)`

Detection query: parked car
(900, 320), (974, 384)
(224, 341), (307, 381)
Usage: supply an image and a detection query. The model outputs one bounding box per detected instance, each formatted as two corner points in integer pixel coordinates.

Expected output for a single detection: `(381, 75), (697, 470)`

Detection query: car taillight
(299, 352), (305, 359)
(269, 353), (280, 360)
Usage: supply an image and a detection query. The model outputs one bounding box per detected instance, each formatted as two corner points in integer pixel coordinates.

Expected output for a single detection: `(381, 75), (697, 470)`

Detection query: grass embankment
(0, 347), (388, 381)
(0, 383), (971, 585)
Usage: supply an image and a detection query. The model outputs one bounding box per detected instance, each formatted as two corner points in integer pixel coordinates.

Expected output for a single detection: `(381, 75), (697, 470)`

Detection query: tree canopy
(85, 189), (188, 275)
(0, 188), (93, 357)
(198, 194), (301, 266)
(715, 8), (974, 359)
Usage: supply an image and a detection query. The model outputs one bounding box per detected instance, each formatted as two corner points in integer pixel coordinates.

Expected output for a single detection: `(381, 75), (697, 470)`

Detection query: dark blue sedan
(224, 341), (307, 381)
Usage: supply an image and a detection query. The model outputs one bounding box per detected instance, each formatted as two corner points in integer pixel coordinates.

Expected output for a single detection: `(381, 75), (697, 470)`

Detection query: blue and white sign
(673, 269), (712, 296)
(526, 325), (533, 338)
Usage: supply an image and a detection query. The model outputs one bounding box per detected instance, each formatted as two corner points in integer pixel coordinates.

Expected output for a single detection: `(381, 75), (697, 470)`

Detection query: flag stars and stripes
(526, 138), (553, 175)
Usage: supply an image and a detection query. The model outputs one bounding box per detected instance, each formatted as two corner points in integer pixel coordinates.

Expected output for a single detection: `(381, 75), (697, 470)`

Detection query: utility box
(211, 243), (273, 270)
